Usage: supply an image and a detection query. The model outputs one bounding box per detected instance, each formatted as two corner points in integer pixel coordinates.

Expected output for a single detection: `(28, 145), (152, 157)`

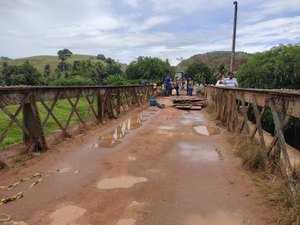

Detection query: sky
(1, 0), (300, 65)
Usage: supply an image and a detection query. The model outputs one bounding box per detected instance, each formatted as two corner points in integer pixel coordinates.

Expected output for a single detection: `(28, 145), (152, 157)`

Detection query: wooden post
(116, 89), (121, 115)
(252, 99), (266, 150)
(23, 95), (48, 152)
(97, 91), (103, 123)
(269, 99), (298, 197)
(240, 97), (250, 135)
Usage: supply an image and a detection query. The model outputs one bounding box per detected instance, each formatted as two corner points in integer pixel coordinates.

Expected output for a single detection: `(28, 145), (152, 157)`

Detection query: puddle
(50, 205), (86, 225)
(157, 125), (177, 131)
(99, 115), (143, 148)
(183, 211), (250, 225)
(156, 130), (176, 137)
(10, 222), (28, 225)
(182, 112), (205, 122)
(84, 143), (99, 150)
(177, 142), (219, 162)
(58, 167), (72, 173)
(193, 126), (220, 136)
(117, 218), (136, 225)
(129, 201), (144, 207)
(97, 176), (148, 189)
(128, 156), (137, 161)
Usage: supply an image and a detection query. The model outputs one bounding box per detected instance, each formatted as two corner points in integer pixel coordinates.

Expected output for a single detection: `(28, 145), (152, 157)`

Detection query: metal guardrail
(205, 85), (300, 197)
(0, 85), (154, 154)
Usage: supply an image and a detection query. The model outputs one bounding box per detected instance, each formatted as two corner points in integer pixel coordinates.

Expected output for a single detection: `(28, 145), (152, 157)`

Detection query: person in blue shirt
(164, 76), (171, 96)
(223, 72), (238, 87)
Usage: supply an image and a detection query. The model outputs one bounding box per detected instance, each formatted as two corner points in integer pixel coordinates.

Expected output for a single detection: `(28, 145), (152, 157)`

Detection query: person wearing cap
(223, 72), (238, 87)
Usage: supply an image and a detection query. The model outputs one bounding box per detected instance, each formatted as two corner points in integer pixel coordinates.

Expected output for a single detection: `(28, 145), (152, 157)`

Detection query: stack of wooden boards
(172, 98), (207, 110)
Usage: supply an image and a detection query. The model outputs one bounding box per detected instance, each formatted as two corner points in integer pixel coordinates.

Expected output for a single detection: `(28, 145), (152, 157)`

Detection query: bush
(48, 75), (95, 86)
(103, 74), (130, 85)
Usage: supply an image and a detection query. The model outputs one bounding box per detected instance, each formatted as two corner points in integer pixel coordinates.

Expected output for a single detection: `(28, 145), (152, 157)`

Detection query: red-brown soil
(0, 96), (276, 225)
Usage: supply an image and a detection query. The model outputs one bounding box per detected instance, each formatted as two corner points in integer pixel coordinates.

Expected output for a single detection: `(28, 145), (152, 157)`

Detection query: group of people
(163, 71), (238, 97)
(164, 76), (195, 97)
(215, 72), (238, 87)
(164, 76), (180, 96)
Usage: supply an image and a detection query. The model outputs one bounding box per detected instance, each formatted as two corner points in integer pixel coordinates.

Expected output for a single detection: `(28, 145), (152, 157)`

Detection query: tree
(44, 64), (51, 77)
(1, 61), (41, 85)
(218, 64), (226, 75)
(186, 62), (215, 84)
(126, 56), (175, 83)
(96, 54), (106, 60)
(237, 44), (300, 89)
(57, 49), (73, 72)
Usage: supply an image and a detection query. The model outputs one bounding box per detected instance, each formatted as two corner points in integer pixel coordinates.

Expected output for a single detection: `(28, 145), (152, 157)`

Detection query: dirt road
(0, 97), (275, 225)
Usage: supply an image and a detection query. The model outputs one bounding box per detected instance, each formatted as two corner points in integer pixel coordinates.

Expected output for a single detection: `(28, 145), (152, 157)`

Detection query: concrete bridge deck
(0, 96), (275, 225)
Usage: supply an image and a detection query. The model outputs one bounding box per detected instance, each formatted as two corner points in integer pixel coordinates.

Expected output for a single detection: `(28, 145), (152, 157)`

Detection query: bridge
(0, 85), (299, 224)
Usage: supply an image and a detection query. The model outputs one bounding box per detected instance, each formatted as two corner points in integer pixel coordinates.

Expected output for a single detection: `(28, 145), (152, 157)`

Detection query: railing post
(97, 90), (103, 123)
(22, 94), (47, 152)
(269, 98), (298, 197)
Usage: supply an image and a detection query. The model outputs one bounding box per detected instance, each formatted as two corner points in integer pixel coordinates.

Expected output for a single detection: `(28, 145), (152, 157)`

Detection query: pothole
(97, 176), (148, 189)
(50, 205), (86, 225)
(117, 218), (136, 225)
(177, 142), (220, 162)
(193, 126), (220, 136)
(157, 125), (177, 131)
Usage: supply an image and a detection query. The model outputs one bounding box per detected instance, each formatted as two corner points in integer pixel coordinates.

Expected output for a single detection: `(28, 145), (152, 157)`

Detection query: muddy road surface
(0, 97), (275, 225)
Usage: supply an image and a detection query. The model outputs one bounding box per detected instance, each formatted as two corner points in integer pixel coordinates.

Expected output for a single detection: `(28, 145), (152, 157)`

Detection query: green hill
(0, 54), (104, 74)
(177, 51), (251, 73)
(0, 54), (128, 76)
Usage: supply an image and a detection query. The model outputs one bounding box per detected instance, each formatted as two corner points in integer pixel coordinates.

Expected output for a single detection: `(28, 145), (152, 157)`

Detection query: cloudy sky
(1, 0), (300, 65)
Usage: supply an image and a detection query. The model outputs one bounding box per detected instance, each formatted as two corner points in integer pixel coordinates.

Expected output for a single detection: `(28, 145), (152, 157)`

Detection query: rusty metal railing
(205, 85), (300, 197)
(0, 85), (154, 155)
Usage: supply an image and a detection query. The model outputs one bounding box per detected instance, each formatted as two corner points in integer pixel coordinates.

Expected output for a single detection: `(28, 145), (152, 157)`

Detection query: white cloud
(0, 0), (300, 65)
(123, 0), (140, 8)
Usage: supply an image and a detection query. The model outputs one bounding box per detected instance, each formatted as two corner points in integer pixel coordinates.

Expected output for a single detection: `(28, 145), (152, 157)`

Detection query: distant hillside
(0, 54), (126, 75)
(177, 51), (251, 73)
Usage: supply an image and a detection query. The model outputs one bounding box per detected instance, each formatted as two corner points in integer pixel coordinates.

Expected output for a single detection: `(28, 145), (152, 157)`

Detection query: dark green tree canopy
(57, 49), (73, 62)
(237, 44), (300, 89)
(96, 54), (106, 60)
(186, 62), (215, 84)
(1, 61), (41, 85)
(126, 56), (174, 83)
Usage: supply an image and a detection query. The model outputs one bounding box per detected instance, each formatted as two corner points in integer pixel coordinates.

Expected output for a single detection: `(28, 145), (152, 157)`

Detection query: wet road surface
(0, 97), (275, 225)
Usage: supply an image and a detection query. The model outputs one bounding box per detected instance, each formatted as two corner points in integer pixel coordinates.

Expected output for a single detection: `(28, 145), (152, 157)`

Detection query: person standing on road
(164, 76), (171, 96)
(175, 78), (180, 96)
(223, 72), (238, 87)
(188, 78), (194, 96)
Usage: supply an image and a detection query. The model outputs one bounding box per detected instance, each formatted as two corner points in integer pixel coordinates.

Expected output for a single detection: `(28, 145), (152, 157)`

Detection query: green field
(0, 98), (97, 148)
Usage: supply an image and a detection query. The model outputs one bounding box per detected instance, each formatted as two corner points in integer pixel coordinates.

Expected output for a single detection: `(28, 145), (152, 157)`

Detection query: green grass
(0, 98), (97, 148)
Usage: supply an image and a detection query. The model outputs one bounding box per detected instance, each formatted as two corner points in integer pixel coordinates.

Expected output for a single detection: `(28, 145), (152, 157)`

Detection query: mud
(117, 218), (136, 225)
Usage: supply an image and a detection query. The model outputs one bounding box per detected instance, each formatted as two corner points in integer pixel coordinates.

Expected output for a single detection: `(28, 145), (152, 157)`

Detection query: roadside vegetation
(231, 133), (300, 225)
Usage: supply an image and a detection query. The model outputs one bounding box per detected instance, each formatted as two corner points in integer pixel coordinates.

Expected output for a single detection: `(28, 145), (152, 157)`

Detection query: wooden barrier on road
(205, 85), (300, 197)
(0, 85), (154, 154)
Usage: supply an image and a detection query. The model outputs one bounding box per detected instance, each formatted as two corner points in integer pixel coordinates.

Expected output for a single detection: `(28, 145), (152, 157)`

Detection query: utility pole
(230, 1), (238, 72)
